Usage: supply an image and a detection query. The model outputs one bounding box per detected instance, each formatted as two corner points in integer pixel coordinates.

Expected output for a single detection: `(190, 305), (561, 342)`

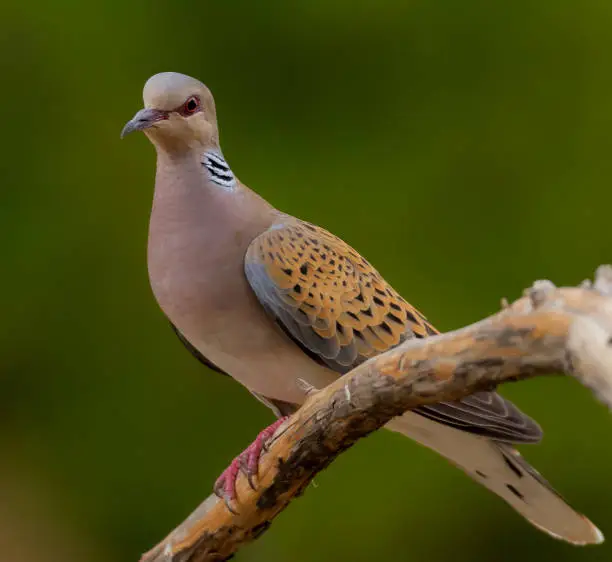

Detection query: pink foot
(214, 417), (288, 506)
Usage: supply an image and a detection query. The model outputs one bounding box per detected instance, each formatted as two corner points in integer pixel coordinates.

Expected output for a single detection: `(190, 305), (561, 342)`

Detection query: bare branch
(141, 267), (612, 562)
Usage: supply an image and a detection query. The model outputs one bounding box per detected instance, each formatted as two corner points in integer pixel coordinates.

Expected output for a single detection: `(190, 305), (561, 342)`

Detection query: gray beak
(121, 108), (168, 138)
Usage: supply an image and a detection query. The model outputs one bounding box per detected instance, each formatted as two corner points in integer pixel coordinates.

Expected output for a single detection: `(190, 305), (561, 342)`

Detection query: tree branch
(140, 266), (612, 562)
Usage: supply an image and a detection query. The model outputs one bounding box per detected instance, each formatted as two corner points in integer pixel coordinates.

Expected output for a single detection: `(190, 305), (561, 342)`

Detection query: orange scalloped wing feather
(245, 218), (436, 370)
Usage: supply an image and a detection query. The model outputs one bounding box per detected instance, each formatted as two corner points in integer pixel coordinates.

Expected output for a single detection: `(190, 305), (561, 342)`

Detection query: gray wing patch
(416, 391), (543, 443)
(245, 261), (361, 372)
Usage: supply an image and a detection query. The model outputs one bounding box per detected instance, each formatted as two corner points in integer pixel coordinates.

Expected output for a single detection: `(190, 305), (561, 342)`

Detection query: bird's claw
(214, 417), (289, 510)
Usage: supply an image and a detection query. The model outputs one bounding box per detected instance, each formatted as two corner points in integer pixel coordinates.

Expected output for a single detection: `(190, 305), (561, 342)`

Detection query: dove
(122, 72), (603, 545)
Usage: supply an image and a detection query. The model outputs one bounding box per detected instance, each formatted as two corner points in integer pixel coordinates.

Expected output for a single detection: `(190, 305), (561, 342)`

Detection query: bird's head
(121, 72), (218, 152)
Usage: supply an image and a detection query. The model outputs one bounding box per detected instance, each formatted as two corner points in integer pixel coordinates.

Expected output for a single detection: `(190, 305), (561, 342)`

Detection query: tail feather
(386, 411), (603, 545)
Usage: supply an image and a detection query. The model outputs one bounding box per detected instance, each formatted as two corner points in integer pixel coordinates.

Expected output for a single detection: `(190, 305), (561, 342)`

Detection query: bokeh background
(2, 1), (612, 561)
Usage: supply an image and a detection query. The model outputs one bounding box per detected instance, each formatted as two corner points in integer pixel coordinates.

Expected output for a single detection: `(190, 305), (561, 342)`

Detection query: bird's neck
(200, 149), (238, 191)
(152, 146), (274, 219)
(148, 147), (277, 278)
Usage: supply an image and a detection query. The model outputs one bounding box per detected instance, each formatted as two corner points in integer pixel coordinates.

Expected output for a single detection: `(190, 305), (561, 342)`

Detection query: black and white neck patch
(202, 151), (236, 189)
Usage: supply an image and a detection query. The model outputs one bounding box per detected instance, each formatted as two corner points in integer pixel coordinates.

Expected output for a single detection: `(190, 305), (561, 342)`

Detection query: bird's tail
(386, 411), (603, 545)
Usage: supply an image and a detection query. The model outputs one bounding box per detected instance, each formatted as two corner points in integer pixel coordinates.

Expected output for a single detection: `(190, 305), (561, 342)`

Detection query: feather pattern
(245, 216), (542, 443)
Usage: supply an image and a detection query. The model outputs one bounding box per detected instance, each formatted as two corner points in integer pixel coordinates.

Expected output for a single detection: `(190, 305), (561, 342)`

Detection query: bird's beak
(121, 108), (168, 138)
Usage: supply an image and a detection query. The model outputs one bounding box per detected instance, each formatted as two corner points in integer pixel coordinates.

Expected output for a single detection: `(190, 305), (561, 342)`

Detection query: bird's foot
(214, 416), (289, 510)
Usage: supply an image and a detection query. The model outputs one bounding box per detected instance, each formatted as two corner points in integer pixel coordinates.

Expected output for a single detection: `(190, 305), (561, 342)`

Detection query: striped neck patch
(202, 151), (236, 189)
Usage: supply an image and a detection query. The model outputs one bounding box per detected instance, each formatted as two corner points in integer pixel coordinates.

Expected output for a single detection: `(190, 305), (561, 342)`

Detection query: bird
(122, 71), (603, 545)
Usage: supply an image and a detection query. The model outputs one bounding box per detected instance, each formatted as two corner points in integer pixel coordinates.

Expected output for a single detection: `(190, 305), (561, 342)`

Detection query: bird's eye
(183, 96), (200, 115)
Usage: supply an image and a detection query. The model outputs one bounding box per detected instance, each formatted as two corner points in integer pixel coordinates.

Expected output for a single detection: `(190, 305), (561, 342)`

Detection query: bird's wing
(244, 217), (541, 443)
(170, 322), (229, 375)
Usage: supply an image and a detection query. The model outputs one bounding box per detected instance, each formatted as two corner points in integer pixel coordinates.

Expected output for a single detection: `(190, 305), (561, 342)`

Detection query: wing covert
(244, 217), (542, 444)
(245, 218), (435, 371)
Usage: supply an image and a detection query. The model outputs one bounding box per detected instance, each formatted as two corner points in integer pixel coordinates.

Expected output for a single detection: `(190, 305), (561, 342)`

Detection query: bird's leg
(214, 417), (289, 507)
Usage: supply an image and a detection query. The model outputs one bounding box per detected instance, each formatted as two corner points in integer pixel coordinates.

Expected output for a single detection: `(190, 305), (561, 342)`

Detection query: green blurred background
(2, 1), (612, 561)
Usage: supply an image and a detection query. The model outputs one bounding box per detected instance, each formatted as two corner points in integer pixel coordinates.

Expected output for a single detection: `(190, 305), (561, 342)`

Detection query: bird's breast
(146, 165), (338, 402)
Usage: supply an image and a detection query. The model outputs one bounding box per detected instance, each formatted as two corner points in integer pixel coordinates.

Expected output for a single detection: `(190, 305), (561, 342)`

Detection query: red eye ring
(183, 96), (200, 115)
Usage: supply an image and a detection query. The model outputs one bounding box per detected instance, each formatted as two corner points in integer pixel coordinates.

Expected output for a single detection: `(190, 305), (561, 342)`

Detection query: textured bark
(141, 266), (612, 562)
